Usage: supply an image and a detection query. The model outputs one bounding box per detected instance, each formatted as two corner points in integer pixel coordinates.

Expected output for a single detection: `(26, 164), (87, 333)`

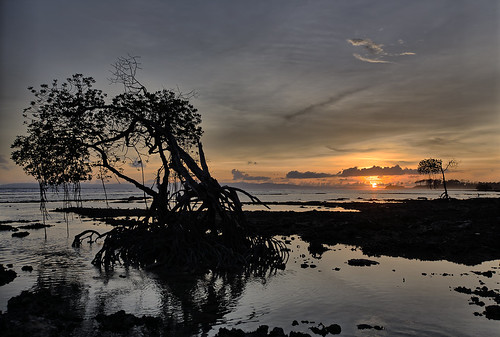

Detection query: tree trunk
(440, 167), (449, 199)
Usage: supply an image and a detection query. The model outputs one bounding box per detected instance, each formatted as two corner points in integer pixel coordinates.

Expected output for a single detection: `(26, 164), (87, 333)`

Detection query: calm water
(0, 186), (499, 336)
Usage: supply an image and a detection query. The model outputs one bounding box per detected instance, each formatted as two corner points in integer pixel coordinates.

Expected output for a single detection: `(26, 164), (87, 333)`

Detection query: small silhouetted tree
(417, 158), (458, 199)
(11, 56), (286, 274)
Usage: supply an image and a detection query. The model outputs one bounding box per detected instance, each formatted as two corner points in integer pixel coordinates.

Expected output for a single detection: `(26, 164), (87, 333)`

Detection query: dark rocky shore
(248, 198), (500, 266)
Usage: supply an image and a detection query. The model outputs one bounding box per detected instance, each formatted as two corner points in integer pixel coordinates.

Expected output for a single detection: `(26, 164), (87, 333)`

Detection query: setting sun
(371, 182), (378, 188)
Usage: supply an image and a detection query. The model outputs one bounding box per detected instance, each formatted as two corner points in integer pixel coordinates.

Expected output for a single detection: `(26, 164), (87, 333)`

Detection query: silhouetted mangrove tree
(11, 56), (287, 274)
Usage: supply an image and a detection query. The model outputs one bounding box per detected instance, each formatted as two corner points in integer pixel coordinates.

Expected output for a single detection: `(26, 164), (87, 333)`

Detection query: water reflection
(2, 209), (499, 337)
(155, 272), (252, 336)
(10, 237), (270, 336)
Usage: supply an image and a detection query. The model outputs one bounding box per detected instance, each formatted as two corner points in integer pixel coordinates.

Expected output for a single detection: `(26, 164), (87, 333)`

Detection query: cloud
(284, 86), (368, 120)
(353, 53), (391, 64)
(338, 165), (418, 177)
(327, 146), (379, 153)
(348, 38), (415, 64)
(286, 170), (336, 179)
(129, 158), (146, 169)
(347, 38), (384, 55)
(231, 169), (270, 181)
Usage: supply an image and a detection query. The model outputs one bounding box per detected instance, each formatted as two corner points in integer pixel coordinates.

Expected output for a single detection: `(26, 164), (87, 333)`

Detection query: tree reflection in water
(157, 271), (253, 336)
(6, 250), (280, 336)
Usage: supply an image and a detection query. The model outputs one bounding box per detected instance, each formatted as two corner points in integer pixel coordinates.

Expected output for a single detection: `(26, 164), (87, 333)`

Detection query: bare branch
(108, 55), (146, 93)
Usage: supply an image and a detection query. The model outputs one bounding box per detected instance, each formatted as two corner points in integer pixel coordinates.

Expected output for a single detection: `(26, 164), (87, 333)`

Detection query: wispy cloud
(231, 169), (270, 181)
(348, 38), (415, 64)
(347, 38), (384, 55)
(327, 146), (379, 153)
(284, 86), (368, 120)
(353, 53), (391, 64)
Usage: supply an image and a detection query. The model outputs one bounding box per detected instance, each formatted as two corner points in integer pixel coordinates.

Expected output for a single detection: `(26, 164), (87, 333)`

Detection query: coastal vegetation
(10, 56), (287, 274)
(417, 158), (458, 199)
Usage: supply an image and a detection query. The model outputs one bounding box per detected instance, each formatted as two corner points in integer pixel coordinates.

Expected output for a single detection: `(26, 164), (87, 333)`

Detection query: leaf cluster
(11, 74), (202, 190)
(417, 158), (443, 175)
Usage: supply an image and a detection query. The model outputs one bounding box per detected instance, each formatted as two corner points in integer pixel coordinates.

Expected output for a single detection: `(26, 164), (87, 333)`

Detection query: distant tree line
(414, 179), (500, 191)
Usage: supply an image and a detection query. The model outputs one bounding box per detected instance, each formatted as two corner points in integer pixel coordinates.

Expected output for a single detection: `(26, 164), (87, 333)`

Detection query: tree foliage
(11, 56), (286, 274)
(417, 158), (458, 199)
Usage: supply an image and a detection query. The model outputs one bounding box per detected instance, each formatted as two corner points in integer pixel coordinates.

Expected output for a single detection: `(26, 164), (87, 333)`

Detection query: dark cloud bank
(231, 169), (270, 181)
(287, 165), (418, 179)
(286, 171), (336, 179)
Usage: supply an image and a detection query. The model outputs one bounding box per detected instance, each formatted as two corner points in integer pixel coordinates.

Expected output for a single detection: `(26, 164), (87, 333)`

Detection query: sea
(0, 184), (499, 336)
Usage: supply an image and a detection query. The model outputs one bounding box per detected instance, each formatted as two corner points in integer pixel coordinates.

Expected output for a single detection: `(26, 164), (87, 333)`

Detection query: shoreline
(58, 198), (500, 266)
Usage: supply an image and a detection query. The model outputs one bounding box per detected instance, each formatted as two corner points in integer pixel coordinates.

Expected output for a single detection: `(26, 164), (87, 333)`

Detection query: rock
(12, 231), (30, 238)
(357, 324), (372, 330)
(308, 241), (329, 257)
(18, 223), (53, 229)
(269, 327), (286, 336)
(347, 259), (379, 267)
(215, 327), (246, 337)
(292, 320), (299, 326)
(0, 264), (17, 286)
(471, 270), (494, 278)
(454, 286), (472, 294)
(357, 324), (384, 330)
(0, 224), (15, 231)
(0, 289), (82, 336)
(95, 310), (161, 332)
(289, 333), (312, 337)
(290, 332), (312, 337)
(326, 324), (341, 334)
(255, 325), (270, 335)
(310, 323), (341, 336)
(309, 325), (328, 336)
(484, 305), (500, 320)
(21, 265), (33, 272)
(469, 296), (485, 307)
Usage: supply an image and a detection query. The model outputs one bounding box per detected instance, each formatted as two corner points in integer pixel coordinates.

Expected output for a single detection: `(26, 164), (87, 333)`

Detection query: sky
(0, 0), (499, 188)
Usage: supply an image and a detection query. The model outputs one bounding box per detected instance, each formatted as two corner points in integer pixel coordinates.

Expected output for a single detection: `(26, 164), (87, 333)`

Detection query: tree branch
(91, 145), (158, 197)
